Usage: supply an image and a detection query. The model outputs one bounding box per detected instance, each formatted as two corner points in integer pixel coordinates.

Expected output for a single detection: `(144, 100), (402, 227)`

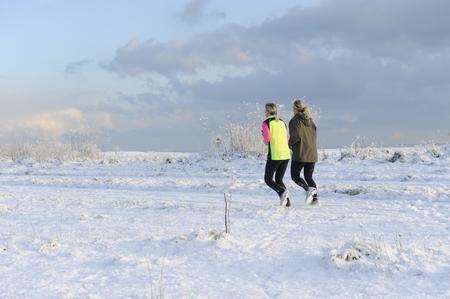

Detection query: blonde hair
(265, 103), (279, 120)
(293, 98), (313, 120)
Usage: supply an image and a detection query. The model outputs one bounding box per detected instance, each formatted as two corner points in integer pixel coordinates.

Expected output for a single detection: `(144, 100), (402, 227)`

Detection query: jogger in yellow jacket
(261, 103), (291, 207)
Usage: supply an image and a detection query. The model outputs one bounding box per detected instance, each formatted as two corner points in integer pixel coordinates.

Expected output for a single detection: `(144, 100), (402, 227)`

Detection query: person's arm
(285, 121), (290, 144)
(288, 119), (300, 148)
(261, 121), (270, 145)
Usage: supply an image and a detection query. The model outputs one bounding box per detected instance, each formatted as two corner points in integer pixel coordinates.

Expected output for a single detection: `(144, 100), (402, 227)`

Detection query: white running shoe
(305, 187), (317, 205)
(279, 190), (289, 207)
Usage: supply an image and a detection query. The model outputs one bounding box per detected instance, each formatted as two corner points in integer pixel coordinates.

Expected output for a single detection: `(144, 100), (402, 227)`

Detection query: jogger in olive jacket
(288, 99), (319, 204)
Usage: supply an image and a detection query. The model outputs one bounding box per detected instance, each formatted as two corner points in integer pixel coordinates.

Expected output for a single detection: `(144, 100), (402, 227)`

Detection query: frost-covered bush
(335, 138), (450, 163)
(216, 122), (266, 155)
(409, 142), (449, 163)
(318, 150), (330, 161)
(197, 229), (225, 241)
(388, 151), (405, 163)
(97, 151), (194, 165)
(0, 140), (100, 163)
(330, 235), (440, 273)
(334, 187), (366, 196)
(338, 137), (387, 161)
(424, 142), (443, 158)
(214, 105), (267, 155)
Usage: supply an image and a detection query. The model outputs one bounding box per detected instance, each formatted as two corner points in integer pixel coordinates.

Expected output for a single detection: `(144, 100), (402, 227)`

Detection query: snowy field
(0, 146), (449, 298)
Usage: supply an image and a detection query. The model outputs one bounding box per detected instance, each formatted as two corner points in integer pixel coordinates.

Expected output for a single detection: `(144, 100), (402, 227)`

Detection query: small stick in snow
(224, 193), (231, 234)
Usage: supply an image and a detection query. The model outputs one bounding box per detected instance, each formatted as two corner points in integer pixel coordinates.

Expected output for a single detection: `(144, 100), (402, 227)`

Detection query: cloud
(86, 91), (196, 132)
(104, 38), (205, 77)
(109, 0), (450, 75)
(23, 108), (84, 135)
(103, 0), (450, 147)
(178, 0), (209, 24)
(0, 108), (114, 139)
(65, 59), (92, 75)
(177, 0), (225, 25)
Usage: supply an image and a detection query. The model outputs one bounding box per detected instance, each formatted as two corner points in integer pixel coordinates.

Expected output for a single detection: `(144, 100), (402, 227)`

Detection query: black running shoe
(279, 190), (289, 206)
(286, 197), (291, 207)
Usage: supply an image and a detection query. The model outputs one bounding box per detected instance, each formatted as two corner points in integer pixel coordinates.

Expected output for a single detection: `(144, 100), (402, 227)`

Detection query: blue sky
(1, 0), (309, 103)
(1, 0), (308, 72)
(1, 0), (449, 151)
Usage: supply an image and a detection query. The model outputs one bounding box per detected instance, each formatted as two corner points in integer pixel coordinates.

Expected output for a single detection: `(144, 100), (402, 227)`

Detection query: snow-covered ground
(0, 146), (449, 298)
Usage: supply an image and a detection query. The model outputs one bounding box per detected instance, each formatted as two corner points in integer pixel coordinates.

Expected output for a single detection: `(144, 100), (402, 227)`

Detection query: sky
(1, 0), (449, 151)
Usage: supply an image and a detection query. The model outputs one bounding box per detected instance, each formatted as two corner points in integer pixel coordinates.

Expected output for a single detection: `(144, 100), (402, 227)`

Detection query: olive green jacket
(288, 114), (318, 162)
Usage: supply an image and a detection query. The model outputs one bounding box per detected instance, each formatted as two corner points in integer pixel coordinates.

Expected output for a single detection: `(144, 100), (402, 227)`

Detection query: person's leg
(275, 159), (290, 206)
(274, 159), (289, 190)
(304, 162), (318, 204)
(264, 160), (285, 195)
(290, 161), (308, 191)
(303, 163), (317, 188)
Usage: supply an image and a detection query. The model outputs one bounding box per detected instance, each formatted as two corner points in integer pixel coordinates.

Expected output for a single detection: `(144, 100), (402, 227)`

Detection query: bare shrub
(0, 134), (100, 163)
(214, 105), (266, 155)
(218, 122), (266, 155)
(388, 151), (405, 163)
(339, 136), (386, 161)
(330, 234), (440, 273)
(338, 139), (449, 163)
(334, 187), (366, 196)
(423, 142), (442, 158)
(409, 141), (449, 163)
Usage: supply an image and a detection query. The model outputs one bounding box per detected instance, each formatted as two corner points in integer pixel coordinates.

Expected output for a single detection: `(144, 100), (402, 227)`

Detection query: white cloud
(0, 108), (114, 138)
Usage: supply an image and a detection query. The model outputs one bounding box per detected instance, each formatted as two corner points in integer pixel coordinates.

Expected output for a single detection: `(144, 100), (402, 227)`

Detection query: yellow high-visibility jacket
(262, 117), (291, 160)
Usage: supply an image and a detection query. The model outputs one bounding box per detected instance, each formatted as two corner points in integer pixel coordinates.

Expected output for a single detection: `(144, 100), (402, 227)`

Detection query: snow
(0, 147), (449, 298)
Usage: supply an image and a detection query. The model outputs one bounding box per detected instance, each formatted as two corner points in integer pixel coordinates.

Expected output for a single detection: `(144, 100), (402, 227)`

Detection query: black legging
(291, 161), (316, 191)
(264, 159), (289, 196)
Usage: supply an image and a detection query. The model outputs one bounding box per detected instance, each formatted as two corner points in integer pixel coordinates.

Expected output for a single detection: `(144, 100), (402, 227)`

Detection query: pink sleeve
(261, 121), (270, 144)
